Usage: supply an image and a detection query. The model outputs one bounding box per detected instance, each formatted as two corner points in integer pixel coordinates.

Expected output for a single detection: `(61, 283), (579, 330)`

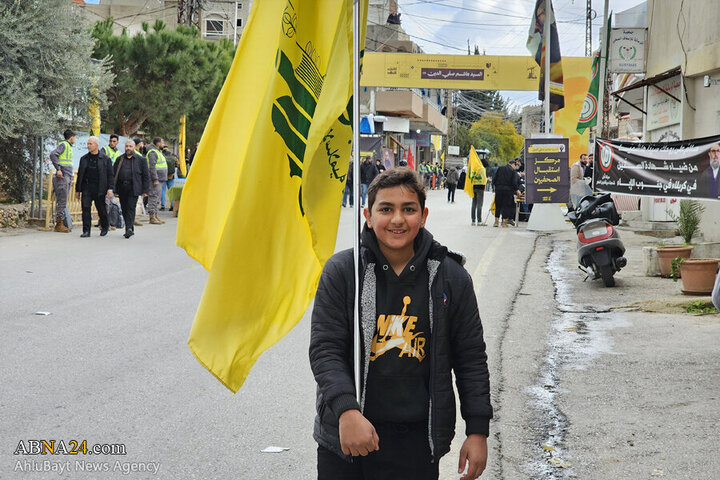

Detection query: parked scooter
(568, 191), (627, 287)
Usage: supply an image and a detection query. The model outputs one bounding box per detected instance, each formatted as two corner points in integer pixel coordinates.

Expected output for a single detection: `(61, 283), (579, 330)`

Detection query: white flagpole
(544, 0), (551, 133)
(352, 0), (362, 403)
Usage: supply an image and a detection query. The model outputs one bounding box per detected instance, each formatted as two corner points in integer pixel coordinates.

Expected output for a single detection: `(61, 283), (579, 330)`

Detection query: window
(236, 18), (242, 27)
(205, 19), (224, 34)
(237, 3), (242, 9)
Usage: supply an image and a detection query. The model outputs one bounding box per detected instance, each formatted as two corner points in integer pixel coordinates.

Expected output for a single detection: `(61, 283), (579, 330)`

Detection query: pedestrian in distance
(145, 137), (168, 225)
(360, 156), (379, 207)
(74, 137), (114, 237)
(310, 168), (492, 480)
(102, 134), (122, 230)
(103, 134), (120, 163)
(446, 166), (459, 203)
(491, 158), (521, 228)
(468, 162), (488, 226)
(113, 140), (150, 239)
(375, 159), (386, 174)
(570, 153), (589, 188)
(49, 129), (76, 233)
(160, 145), (177, 211)
(342, 160), (354, 208)
(132, 137), (146, 227)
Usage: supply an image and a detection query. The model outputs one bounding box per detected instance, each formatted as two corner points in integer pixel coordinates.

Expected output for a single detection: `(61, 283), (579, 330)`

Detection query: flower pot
(679, 258), (720, 295)
(656, 246), (694, 276)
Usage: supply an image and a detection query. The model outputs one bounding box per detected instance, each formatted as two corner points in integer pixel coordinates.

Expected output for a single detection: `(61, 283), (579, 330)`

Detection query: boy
(310, 168), (493, 480)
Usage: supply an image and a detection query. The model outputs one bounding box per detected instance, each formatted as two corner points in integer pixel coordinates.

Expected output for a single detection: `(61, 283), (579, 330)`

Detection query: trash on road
(261, 446), (289, 453)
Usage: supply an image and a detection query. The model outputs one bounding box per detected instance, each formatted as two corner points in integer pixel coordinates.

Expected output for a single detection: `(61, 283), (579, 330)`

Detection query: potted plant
(656, 200), (705, 276)
(672, 256), (720, 295)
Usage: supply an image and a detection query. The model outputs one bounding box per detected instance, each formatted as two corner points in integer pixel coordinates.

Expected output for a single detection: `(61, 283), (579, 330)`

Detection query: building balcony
(375, 90), (424, 119)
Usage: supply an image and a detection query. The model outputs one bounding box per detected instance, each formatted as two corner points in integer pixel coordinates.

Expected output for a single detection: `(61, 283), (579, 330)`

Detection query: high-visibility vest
(147, 147), (167, 169)
(103, 145), (119, 163)
(58, 141), (73, 166)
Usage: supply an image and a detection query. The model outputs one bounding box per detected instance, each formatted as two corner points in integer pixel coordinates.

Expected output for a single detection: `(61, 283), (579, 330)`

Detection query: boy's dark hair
(153, 137), (162, 146)
(63, 129), (75, 140)
(367, 167), (426, 211)
(109, 134), (119, 141)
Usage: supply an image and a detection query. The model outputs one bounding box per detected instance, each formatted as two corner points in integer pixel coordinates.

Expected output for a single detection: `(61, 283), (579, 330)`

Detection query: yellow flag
(176, 0), (368, 392)
(178, 114), (187, 177)
(464, 146), (486, 198)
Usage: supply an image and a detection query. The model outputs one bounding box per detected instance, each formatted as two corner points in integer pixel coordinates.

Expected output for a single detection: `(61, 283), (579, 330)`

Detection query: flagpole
(597, 0), (610, 139)
(352, 0), (362, 404)
(544, 0), (551, 133)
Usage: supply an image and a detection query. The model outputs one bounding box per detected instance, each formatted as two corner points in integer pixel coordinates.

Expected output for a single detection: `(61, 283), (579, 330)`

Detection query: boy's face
(364, 185), (428, 259)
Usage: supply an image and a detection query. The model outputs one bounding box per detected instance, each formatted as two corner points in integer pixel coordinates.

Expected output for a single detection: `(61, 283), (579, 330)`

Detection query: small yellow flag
(176, 0), (368, 392)
(464, 145), (486, 198)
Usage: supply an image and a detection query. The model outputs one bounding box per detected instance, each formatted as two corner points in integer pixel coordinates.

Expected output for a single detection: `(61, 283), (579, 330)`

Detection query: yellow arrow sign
(537, 187), (558, 193)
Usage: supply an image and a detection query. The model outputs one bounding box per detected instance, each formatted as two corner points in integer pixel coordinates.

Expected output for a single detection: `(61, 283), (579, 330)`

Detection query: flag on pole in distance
(527, 0), (564, 111)
(407, 148), (415, 170)
(464, 146), (486, 198)
(176, 0), (368, 393)
(577, 13), (611, 134)
(178, 114), (187, 177)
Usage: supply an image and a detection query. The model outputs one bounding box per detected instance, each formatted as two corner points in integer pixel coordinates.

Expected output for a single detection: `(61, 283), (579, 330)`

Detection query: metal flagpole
(597, 0), (610, 139)
(544, 0), (551, 133)
(352, 0), (362, 403)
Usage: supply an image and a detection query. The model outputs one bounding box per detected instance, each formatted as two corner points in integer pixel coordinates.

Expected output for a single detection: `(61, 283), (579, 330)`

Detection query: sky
(394, 0), (647, 111)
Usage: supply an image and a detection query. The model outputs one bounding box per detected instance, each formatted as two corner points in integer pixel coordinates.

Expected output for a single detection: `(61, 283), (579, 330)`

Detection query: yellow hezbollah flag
(178, 114), (187, 177)
(464, 146), (486, 198)
(176, 0), (368, 392)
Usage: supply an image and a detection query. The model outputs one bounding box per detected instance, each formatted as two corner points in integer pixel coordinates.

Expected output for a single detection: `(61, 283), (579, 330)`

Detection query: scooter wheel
(600, 265), (615, 287)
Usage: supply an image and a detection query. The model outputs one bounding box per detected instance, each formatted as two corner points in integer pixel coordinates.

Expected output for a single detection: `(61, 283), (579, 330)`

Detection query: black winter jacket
(113, 153), (151, 197)
(76, 151), (114, 194)
(309, 229), (493, 462)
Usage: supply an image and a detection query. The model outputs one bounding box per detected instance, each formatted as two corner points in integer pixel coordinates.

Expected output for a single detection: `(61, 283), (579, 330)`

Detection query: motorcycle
(568, 191), (627, 287)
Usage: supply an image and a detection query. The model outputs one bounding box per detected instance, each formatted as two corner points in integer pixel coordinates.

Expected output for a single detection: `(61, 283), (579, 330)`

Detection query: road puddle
(524, 241), (629, 478)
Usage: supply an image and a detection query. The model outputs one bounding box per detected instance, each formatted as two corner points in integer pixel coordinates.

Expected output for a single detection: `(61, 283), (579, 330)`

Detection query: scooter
(568, 192), (627, 287)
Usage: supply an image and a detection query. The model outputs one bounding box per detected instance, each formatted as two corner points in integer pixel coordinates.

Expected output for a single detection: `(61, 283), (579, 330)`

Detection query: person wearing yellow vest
(49, 129), (76, 233)
(145, 137), (168, 225)
(465, 151), (488, 226)
(102, 134), (120, 163)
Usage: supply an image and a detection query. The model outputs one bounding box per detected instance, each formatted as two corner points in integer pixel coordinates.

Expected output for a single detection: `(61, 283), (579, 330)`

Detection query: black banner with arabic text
(594, 135), (720, 200)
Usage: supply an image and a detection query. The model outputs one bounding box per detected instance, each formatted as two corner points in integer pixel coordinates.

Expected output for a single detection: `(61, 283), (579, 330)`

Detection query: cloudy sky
(393, 0), (647, 110)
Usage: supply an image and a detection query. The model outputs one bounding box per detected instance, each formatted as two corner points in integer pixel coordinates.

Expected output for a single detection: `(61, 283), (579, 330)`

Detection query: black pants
(117, 182), (138, 232)
(81, 191), (108, 233)
(471, 184), (485, 222)
(495, 190), (515, 219)
(317, 422), (438, 480)
(447, 183), (456, 202)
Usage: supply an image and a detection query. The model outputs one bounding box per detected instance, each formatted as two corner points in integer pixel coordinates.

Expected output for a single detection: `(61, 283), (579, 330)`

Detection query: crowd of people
(49, 129), (180, 239)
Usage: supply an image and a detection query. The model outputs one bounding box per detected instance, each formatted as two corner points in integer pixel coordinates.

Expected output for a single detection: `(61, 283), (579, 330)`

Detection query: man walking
(360, 157), (379, 207)
(491, 158), (521, 228)
(74, 137), (114, 237)
(49, 129), (76, 233)
(468, 161), (487, 226)
(446, 166), (459, 203)
(145, 137), (168, 225)
(114, 139), (150, 239)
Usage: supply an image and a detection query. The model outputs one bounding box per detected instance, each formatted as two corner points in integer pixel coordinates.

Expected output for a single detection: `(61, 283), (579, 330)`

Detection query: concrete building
(75, 0), (252, 43)
(610, 0), (720, 240)
(361, 0), (448, 167)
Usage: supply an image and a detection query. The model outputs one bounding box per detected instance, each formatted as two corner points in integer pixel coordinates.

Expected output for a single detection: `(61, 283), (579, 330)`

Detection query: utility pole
(585, 0), (592, 56)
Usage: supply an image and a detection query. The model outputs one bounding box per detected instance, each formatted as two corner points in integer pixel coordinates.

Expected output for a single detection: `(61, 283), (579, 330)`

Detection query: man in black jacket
(491, 159), (521, 228)
(310, 168), (492, 480)
(113, 139), (151, 239)
(360, 157), (379, 207)
(74, 137), (114, 237)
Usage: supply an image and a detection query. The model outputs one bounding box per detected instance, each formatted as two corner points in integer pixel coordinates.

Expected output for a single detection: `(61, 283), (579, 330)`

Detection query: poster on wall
(594, 135), (720, 200)
(524, 138), (570, 204)
(646, 75), (681, 132)
(359, 136), (383, 162)
(608, 28), (646, 73)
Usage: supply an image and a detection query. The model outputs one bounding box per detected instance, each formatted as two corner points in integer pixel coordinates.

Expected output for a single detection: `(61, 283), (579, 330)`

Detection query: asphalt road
(2, 190), (718, 479)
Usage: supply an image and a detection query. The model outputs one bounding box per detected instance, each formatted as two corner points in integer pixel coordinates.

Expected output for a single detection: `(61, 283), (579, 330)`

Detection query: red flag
(407, 149), (415, 170)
